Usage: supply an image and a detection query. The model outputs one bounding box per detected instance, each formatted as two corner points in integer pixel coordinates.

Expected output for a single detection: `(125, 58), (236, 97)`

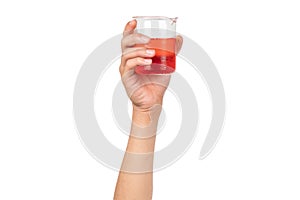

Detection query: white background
(1, 0), (300, 199)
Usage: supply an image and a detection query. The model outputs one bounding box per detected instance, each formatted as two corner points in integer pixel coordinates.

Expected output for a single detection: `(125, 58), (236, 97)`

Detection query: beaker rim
(133, 16), (177, 21)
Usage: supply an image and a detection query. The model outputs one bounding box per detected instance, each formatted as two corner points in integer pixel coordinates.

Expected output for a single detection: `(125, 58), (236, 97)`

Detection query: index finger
(123, 20), (137, 36)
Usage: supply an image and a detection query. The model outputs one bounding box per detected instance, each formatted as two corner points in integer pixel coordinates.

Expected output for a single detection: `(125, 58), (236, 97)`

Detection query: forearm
(114, 106), (161, 200)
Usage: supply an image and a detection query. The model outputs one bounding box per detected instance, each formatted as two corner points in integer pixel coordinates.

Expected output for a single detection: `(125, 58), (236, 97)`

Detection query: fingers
(120, 48), (155, 75)
(176, 35), (183, 54)
(121, 57), (152, 75)
(121, 21), (153, 76)
(122, 48), (155, 63)
(123, 20), (137, 36)
(121, 33), (150, 49)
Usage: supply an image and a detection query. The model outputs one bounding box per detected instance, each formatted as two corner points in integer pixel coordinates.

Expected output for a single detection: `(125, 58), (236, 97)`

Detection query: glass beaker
(133, 16), (177, 74)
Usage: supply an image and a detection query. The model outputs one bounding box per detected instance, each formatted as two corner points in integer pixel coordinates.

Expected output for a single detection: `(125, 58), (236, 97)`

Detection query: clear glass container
(133, 16), (177, 74)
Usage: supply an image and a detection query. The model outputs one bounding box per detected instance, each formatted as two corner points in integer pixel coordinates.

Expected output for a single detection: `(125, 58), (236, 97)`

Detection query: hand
(119, 20), (183, 112)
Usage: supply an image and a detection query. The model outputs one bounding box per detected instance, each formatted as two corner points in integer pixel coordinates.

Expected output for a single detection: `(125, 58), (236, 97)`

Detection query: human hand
(119, 20), (183, 113)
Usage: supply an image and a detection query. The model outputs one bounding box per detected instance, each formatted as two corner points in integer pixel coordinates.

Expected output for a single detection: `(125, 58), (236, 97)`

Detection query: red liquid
(135, 38), (176, 74)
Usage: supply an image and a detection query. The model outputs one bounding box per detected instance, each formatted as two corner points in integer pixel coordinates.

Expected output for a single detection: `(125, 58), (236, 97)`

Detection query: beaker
(133, 16), (177, 74)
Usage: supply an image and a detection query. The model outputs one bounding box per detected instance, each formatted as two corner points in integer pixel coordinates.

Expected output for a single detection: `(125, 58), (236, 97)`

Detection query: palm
(122, 69), (171, 110)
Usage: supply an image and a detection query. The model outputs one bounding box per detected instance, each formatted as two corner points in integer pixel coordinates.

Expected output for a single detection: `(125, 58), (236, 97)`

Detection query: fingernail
(140, 36), (150, 43)
(146, 49), (155, 55)
(144, 59), (152, 64)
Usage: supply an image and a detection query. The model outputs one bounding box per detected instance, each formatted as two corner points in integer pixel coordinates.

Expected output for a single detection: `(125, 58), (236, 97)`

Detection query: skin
(114, 20), (183, 200)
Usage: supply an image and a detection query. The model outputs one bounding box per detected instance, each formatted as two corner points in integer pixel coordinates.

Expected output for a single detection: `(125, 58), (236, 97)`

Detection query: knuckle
(126, 59), (134, 67)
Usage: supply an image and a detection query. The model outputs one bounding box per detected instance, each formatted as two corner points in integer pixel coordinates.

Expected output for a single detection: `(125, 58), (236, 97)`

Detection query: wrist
(132, 104), (162, 127)
(130, 104), (162, 140)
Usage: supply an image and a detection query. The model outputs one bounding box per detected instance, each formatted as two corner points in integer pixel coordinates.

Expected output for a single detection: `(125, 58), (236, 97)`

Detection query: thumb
(123, 20), (137, 36)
